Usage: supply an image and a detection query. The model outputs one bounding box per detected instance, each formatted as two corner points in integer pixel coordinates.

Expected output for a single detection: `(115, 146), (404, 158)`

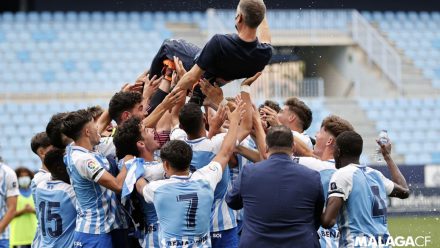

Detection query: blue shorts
(73, 232), (112, 248)
(210, 227), (238, 248)
(0, 239), (9, 248)
(236, 220), (243, 236)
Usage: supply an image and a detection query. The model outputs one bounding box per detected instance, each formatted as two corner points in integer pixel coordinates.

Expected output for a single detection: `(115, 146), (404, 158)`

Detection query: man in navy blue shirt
(226, 125), (324, 248)
(149, 0), (272, 105)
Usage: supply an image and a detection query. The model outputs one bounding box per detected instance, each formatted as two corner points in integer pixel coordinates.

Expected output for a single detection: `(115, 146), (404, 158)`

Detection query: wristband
(220, 98), (228, 106)
(240, 85), (251, 93)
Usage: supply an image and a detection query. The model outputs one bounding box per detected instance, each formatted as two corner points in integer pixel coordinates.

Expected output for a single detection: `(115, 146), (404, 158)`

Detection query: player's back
(335, 165), (390, 247)
(35, 180), (77, 248)
(150, 174), (215, 247)
(196, 33), (272, 81)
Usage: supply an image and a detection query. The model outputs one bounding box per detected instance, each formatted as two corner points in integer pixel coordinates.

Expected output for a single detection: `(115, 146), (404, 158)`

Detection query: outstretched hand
(241, 72), (262, 86)
(199, 78), (224, 106)
(377, 138), (392, 156)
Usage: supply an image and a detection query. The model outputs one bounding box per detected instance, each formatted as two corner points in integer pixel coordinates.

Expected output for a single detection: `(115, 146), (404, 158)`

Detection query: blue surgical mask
(18, 176), (31, 188)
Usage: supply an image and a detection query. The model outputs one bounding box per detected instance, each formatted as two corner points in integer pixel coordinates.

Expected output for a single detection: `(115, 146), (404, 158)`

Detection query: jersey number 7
(39, 201), (63, 237)
(177, 193), (198, 229)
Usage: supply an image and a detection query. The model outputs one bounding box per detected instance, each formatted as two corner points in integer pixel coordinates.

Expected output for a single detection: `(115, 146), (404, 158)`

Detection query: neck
(288, 123), (303, 133)
(74, 138), (94, 151)
(41, 163), (49, 172)
(139, 150), (154, 162)
(339, 157), (359, 168)
(237, 27), (257, 42)
(188, 129), (206, 140)
(268, 149), (292, 157)
(169, 169), (190, 177)
(320, 149), (334, 161)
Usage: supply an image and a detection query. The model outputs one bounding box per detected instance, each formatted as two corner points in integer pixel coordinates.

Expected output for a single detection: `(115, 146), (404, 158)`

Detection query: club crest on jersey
(208, 164), (218, 171)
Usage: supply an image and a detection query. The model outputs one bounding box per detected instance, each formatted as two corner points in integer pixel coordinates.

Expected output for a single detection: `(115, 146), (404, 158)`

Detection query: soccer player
(135, 102), (243, 247)
(294, 115), (354, 248)
(35, 148), (77, 248)
(321, 131), (410, 247)
(270, 97), (314, 148)
(29, 132), (53, 248)
(62, 109), (129, 247)
(0, 161), (19, 248)
(113, 117), (166, 248)
(170, 75), (254, 246)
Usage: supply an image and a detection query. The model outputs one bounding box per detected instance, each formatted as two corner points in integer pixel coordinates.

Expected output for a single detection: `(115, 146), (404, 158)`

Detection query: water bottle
(375, 130), (389, 163)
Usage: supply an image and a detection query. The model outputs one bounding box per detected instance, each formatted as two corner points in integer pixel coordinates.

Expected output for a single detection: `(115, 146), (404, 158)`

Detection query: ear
(163, 160), (171, 174)
(326, 136), (334, 147)
(288, 113), (296, 123)
(36, 147), (45, 159)
(136, 140), (145, 151)
(121, 111), (131, 122)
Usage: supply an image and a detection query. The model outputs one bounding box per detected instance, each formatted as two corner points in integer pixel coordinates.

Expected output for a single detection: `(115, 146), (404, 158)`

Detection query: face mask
(18, 176), (31, 188)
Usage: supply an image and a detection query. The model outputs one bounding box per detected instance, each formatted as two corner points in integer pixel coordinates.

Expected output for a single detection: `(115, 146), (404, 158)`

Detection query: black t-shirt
(195, 33), (273, 81)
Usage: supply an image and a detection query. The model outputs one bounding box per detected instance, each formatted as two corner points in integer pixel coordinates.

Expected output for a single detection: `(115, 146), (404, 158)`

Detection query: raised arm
(97, 157), (129, 193)
(257, 15), (271, 44)
(378, 139), (410, 199)
(212, 101), (245, 171)
(174, 64), (204, 91)
(142, 89), (185, 128)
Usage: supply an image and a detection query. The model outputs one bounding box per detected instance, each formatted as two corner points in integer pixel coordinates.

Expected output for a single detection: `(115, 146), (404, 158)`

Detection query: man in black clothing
(149, 0), (272, 105)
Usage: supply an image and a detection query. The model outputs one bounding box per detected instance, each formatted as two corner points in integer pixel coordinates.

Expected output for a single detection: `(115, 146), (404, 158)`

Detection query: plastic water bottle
(375, 130), (389, 163)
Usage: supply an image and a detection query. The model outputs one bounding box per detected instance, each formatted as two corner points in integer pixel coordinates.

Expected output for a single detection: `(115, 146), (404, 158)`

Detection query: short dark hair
(179, 103), (204, 136)
(266, 125), (293, 149)
(15, 167), (34, 179)
(238, 0), (266, 28)
(44, 148), (70, 184)
(160, 140), (192, 172)
(87, 105), (104, 121)
(284, 97), (313, 130)
(336, 131), (363, 158)
(109, 92), (143, 124)
(259, 100), (281, 113)
(321, 115), (354, 138)
(61, 109), (93, 141)
(31, 132), (51, 155)
(46, 112), (69, 149)
(113, 117), (142, 160)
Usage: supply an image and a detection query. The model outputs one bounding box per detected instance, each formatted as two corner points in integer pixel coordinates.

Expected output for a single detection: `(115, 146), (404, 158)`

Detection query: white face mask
(18, 176), (31, 188)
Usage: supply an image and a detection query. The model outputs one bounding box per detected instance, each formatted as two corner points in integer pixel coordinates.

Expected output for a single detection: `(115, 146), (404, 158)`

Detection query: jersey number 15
(39, 201), (63, 237)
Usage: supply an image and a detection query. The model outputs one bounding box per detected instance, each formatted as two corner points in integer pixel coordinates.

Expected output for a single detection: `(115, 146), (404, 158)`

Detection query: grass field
(388, 216), (440, 247)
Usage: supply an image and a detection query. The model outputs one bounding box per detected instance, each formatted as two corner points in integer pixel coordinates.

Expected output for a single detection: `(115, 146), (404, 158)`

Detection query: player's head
(278, 97), (312, 132)
(265, 125), (294, 155)
(109, 91), (144, 125)
(236, 0), (266, 30)
(179, 103), (205, 137)
(113, 117), (160, 160)
(31, 132), (53, 162)
(15, 167), (34, 189)
(44, 148), (70, 184)
(314, 115), (354, 159)
(334, 131), (363, 169)
(259, 100), (281, 129)
(46, 112), (73, 149)
(160, 140), (193, 174)
(61, 109), (101, 147)
(87, 105), (104, 123)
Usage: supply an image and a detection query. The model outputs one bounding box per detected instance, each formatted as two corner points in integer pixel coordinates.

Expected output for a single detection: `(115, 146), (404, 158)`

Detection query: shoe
(161, 59), (175, 81)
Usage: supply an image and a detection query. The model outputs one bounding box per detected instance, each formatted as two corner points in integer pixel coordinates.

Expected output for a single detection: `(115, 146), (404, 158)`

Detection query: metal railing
(351, 10), (402, 90)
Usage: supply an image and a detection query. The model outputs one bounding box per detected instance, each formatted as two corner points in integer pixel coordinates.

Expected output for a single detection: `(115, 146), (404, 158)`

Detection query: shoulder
(332, 164), (358, 180)
(1, 163), (16, 176)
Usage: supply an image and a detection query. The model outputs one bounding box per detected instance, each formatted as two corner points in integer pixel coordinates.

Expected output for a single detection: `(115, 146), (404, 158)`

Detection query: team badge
(87, 160), (99, 171)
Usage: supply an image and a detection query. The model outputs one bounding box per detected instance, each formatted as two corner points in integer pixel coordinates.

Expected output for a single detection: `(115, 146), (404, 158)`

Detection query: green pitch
(388, 216), (440, 248)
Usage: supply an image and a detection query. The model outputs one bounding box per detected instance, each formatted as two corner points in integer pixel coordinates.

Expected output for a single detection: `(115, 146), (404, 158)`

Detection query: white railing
(222, 77), (325, 102)
(351, 10), (402, 89)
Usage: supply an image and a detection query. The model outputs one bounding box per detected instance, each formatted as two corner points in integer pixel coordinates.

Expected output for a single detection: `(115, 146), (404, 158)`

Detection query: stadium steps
(323, 98), (405, 164)
(374, 29), (440, 96)
(166, 23), (207, 47)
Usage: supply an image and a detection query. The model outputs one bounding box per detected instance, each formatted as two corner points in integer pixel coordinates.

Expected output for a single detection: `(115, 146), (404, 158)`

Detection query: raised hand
(261, 106), (281, 126)
(199, 78), (224, 106)
(142, 74), (163, 99)
(241, 72), (262, 86)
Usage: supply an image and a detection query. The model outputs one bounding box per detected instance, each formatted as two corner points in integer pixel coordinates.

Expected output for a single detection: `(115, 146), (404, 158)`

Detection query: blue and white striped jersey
(328, 164), (394, 248)
(31, 168), (51, 248)
(34, 180), (77, 248)
(141, 161), (223, 248)
(171, 128), (237, 232)
(295, 156), (339, 248)
(64, 144), (117, 234)
(0, 163), (19, 240)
